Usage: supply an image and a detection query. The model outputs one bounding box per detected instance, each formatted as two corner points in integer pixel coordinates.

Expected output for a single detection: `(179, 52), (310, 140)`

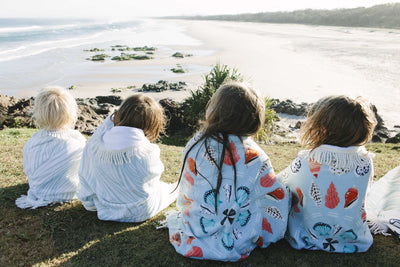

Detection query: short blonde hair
(33, 87), (78, 130)
(300, 95), (377, 149)
(204, 81), (265, 137)
(112, 94), (165, 142)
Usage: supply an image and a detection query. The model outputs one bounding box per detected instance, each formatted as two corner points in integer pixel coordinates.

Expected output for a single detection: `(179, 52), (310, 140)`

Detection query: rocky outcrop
(75, 96), (124, 134)
(386, 133), (400, 144)
(271, 99), (309, 116)
(139, 80), (187, 92)
(0, 95), (34, 129)
(0, 93), (397, 143)
(159, 99), (190, 135)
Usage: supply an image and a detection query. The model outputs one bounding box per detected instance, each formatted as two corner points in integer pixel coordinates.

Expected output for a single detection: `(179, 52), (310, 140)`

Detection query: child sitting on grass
(16, 87), (86, 209)
(78, 94), (176, 222)
(166, 82), (289, 261)
(278, 95), (377, 253)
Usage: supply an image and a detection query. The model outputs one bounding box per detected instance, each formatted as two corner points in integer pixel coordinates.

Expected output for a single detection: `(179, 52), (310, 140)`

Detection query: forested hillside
(167, 3), (400, 29)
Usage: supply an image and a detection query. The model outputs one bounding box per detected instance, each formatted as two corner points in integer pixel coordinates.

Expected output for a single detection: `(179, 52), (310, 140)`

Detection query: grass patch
(1, 128), (399, 265)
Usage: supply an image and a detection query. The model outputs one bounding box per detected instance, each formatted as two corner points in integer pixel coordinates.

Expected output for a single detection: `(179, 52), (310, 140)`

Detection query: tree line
(166, 3), (400, 29)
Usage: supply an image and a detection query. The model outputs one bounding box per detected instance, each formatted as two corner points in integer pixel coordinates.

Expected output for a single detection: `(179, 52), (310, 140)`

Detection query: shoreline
(2, 19), (399, 130)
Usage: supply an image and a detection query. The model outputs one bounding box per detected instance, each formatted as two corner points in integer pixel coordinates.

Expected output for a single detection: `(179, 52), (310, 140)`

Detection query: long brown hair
(300, 95), (377, 150)
(112, 94), (165, 142)
(177, 82), (265, 212)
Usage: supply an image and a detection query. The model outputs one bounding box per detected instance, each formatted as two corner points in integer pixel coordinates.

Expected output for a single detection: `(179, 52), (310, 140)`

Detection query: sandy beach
(6, 19), (400, 129)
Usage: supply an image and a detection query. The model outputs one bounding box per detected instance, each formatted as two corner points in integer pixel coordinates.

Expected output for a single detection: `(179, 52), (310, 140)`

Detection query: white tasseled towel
(16, 129), (86, 209)
(78, 116), (177, 222)
(366, 166), (400, 237)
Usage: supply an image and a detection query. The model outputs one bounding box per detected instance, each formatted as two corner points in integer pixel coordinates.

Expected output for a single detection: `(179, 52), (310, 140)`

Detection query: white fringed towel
(366, 166), (400, 237)
(16, 129), (85, 209)
(78, 116), (177, 222)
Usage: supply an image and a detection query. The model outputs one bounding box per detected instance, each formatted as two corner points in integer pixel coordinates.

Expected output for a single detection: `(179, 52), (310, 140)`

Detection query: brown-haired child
(78, 94), (176, 222)
(166, 82), (289, 261)
(278, 95), (377, 253)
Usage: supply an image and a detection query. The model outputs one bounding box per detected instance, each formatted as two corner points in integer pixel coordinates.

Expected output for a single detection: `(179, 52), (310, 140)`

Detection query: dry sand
(179, 20), (400, 129)
(14, 19), (400, 129)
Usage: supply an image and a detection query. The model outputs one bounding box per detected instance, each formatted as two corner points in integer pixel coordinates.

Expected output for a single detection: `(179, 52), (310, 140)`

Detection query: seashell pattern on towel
(290, 157), (302, 173)
(186, 236), (195, 245)
(170, 232), (182, 247)
(183, 194), (193, 217)
(222, 232), (234, 250)
(245, 146), (260, 164)
(256, 159), (272, 178)
(313, 222), (332, 236)
(306, 221), (364, 252)
(188, 157), (197, 176)
(262, 217), (273, 233)
(184, 246), (203, 258)
(236, 186), (250, 208)
(223, 141), (240, 166)
(308, 159), (322, 178)
(329, 158), (351, 176)
(264, 206), (284, 221)
(203, 145), (217, 166)
(256, 236), (263, 247)
(291, 192), (300, 213)
(325, 182), (340, 209)
(204, 189), (221, 206)
(340, 229), (358, 240)
(237, 210), (251, 227)
(267, 187), (285, 200)
(355, 161), (370, 176)
(260, 172), (276, 188)
(296, 187), (303, 207)
(184, 169), (194, 186)
(343, 245), (358, 253)
(200, 217), (216, 233)
(223, 184), (232, 202)
(344, 187), (358, 208)
(309, 182), (322, 207)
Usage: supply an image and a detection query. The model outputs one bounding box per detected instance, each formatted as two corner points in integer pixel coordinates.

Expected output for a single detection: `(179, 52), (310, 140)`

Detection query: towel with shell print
(167, 134), (289, 261)
(277, 144), (374, 253)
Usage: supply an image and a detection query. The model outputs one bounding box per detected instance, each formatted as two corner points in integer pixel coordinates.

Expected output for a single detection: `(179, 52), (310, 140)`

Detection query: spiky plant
(256, 97), (279, 143)
(183, 63), (242, 129)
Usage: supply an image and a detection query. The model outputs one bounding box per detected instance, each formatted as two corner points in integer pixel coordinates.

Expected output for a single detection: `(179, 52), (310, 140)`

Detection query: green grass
(1, 128), (400, 266)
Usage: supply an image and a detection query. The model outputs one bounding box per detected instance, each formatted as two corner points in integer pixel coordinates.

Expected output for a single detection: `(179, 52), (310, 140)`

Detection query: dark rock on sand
(386, 133), (400, 144)
(271, 99), (309, 116)
(140, 80), (187, 92)
(0, 94), (34, 129)
(159, 98), (189, 135)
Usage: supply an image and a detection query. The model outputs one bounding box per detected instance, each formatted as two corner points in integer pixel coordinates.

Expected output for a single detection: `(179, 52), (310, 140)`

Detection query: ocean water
(0, 18), (207, 94)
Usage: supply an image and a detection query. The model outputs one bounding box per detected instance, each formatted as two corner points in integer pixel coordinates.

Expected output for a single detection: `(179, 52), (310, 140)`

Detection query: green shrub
(183, 63), (242, 129)
(256, 97), (279, 143)
(9, 117), (26, 128)
(183, 63), (277, 140)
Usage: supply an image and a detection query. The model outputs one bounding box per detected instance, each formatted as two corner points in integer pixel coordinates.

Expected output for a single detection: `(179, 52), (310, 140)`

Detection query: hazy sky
(0, 0), (398, 19)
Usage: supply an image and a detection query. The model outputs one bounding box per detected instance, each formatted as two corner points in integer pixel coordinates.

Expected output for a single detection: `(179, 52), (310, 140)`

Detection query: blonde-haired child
(278, 95), (377, 253)
(166, 82), (289, 261)
(78, 94), (177, 222)
(16, 87), (86, 209)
